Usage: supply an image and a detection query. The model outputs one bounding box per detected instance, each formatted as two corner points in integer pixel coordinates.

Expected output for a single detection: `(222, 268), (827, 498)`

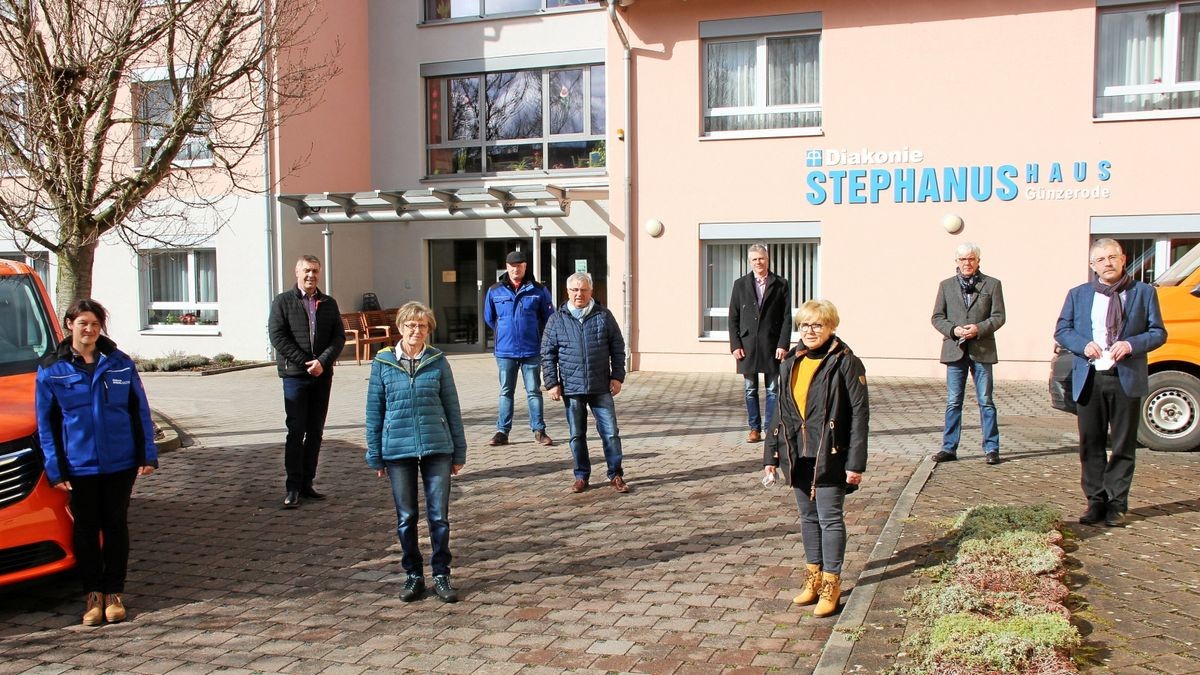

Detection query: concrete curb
(815, 456), (936, 674)
(151, 410), (183, 453)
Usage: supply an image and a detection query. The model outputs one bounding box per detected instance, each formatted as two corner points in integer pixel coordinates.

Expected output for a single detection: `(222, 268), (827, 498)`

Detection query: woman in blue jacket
(35, 299), (158, 626)
(365, 302), (467, 603)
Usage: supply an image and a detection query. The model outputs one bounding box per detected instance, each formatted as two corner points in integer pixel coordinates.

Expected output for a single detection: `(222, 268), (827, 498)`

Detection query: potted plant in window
(455, 151), (467, 173)
(436, 0), (451, 19)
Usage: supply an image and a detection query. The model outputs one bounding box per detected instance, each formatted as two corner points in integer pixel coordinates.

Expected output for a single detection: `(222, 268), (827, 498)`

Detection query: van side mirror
(1191, 283), (1200, 298)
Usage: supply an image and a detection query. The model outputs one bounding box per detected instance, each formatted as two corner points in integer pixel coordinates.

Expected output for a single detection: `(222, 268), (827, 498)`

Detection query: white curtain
(1097, 9), (1164, 113)
(702, 241), (818, 335)
(149, 252), (187, 303)
(705, 40), (755, 110)
(1181, 4), (1200, 82)
(767, 35), (819, 106)
(195, 250), (217, 303)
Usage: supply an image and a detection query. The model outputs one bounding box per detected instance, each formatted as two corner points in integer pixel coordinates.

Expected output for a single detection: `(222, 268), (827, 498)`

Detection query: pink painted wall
(612, 0), (1200, 377)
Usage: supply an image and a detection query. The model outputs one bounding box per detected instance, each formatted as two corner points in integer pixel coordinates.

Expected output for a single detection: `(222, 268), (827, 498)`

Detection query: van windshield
(1154, 245), (1200, 288)
(0, 274), (55, 376)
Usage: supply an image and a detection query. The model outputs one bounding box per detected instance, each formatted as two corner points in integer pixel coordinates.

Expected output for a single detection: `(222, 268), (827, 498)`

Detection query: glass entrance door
(428, 240), (480, 348)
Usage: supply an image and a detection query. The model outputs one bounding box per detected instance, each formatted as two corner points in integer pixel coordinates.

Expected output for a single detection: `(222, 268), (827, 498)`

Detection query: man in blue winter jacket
(483, 250), (555, 447)
(541, 272), (629, 494)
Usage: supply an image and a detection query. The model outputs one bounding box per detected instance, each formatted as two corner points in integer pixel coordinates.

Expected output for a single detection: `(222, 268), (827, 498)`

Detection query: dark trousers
(282, 373), (333, 491)
(70, 469), (138, 593)
(1076, 370), (1140, 513)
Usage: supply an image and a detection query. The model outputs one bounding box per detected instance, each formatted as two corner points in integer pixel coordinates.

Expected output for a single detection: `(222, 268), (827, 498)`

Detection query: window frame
(131, 75), (214, 169)
(425, 64), (606, 177)
(699, 238), (820, 340)
(1094, 1), (1200, 120)
(701, 31), (824, 139)
(423, 0), (594, 23)
(139, 248), (220, 333)
(0, 86), (29, 175)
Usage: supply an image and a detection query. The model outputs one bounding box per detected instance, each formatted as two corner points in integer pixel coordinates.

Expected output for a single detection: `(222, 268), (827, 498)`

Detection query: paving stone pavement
(1, 356), (1194, 674)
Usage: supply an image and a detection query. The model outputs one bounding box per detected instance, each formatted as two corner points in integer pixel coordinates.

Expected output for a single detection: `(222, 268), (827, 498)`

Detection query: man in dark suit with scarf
(1055, 239), (1166, 527)
(728, 244), (791, 444)
(931, 242), (1006, 465)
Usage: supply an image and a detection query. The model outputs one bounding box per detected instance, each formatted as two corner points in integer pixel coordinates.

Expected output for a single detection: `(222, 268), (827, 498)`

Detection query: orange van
(1139, 246), (1200, 452)
(0, 259), (74, 585)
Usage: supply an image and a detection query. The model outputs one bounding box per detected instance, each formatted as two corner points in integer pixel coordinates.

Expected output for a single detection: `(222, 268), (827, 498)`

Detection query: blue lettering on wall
(802, 159), (1111, 205)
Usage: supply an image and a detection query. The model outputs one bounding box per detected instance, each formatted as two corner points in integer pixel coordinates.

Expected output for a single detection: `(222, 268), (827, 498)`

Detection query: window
(0, 251), (49, 289)
(133, 79), (212, 166)
(703, 32), (821, 136)
(142, 249), (218, 327)
(426, 65), (605, 175)
(1112, 235), (1199, 282)
(1095, 2), (1200, 119)
(425, 0), (588, 21)
(701, 240), (819, 337)
(0, 89), (28, 173)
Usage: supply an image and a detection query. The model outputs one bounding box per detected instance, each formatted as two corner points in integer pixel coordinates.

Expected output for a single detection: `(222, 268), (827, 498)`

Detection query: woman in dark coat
(764, 299), (869, 618)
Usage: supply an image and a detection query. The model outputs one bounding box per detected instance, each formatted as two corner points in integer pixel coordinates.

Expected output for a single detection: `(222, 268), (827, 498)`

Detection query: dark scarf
(803, 336), (835, 360)
(1091, 273), (1134, 346)
(957, 271), (982, 309)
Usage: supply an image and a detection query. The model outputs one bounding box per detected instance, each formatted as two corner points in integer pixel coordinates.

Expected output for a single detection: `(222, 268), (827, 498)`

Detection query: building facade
(6, 0), (1198, 380)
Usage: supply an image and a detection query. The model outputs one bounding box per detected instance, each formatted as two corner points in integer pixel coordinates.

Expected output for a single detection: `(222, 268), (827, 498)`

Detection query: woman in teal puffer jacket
(364, 302), (467, 603)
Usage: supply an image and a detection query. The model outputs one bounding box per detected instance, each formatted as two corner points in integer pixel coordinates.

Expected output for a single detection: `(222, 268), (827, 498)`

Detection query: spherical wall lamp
(942, 213), (964, 234)
(645, 218), (665, 238)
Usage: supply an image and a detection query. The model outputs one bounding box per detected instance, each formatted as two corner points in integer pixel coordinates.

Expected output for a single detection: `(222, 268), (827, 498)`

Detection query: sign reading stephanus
(803, 148), (1112, 205)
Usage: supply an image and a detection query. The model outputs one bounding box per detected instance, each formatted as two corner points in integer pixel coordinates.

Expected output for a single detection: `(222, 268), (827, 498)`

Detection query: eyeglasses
(566, 287), (591, 294)
(401, 322), (430, 332)
(798, 323), (825, 333)
(956, 257), (979, 263)
(1091, 255), (1122, 265)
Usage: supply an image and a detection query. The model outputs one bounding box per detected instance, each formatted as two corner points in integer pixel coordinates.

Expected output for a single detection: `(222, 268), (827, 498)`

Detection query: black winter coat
(728, 272), (791, 375)
(540, 303), (626, 396)
(268, 286), (346, 377)
(764, 337), (869, 497)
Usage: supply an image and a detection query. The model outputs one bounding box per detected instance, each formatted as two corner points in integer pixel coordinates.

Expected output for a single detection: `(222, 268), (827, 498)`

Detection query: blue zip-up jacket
(540, 302), (626, 396)
(35, 336), (159, 485)
(483, 273), (553, 358)
(364, 346), (468, 468)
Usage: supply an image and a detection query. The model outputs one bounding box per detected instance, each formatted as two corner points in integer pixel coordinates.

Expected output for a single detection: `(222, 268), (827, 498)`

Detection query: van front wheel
(1139, 371), (1200, 452)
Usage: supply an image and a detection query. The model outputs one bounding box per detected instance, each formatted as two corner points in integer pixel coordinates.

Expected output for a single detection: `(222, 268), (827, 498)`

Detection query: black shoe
(432, 575), (458, 603)
(300, 487), (326, 500)
(488, 432), (509, 446)
(932, 451), (958, 463)
(283, 491), (300, 508)
(1079, 503), (1105, 525)
(985, 452), (1000, 465)
(1105, 507), (1126, 528)
(400, 574), (425, 602)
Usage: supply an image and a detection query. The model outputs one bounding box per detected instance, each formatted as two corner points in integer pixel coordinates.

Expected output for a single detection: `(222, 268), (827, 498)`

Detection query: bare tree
(0, 0), (337, 311)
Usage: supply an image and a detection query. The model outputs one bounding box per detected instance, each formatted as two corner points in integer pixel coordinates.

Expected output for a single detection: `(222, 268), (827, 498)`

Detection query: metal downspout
(262, 1), (278, 359)
(607, 2), (633, 371)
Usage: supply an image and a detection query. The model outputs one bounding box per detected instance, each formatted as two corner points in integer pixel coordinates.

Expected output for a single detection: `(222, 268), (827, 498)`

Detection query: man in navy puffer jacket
(541, 272), (628, 493)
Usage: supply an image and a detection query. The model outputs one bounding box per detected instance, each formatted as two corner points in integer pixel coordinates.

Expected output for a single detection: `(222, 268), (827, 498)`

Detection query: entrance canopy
(278, 183), (607, 224)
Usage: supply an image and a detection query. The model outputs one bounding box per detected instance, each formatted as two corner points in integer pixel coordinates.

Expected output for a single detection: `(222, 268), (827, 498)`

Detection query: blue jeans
(943, 357), (1000, 454)
(385, 454), (453, 577)
(282, 374), (333, 491)
(496, 356), (545, 434)
(564, 393), (623, 481)
(744, 372), (779, 432)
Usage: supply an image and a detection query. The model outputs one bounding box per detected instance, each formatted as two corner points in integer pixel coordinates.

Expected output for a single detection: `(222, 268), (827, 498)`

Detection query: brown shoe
(611, 475), (630, 493)
(488, 432), (509, 446)
(748, 430), (762, 443)
(82, 592), (104, 626)
(534, 430), (554, 446)
(105, 593), (126, 623)
(572, 478), (588, 493)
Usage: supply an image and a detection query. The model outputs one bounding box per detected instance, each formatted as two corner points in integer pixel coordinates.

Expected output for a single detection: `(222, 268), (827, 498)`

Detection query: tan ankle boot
(813, 572), (841, 617)
(792, 563), (823, 605)
(105, 593), (126, 623)
(82, 592), (105, 626)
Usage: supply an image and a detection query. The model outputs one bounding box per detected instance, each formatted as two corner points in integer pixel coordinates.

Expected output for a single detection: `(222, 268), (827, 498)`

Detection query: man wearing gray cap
(483, 250), (556, 447)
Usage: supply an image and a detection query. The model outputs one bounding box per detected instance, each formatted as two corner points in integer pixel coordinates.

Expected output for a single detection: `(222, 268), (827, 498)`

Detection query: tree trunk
(55, 240), (98, 316)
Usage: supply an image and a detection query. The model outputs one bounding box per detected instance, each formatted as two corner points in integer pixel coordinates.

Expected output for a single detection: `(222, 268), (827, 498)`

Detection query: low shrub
(213, 352), (236, 364)
(952, 504), (1061, 544)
